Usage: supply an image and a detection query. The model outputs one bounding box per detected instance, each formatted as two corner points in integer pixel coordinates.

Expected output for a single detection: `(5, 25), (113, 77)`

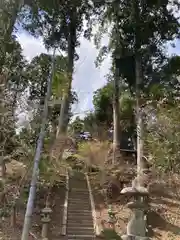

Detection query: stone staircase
(66, 172), (95, 239)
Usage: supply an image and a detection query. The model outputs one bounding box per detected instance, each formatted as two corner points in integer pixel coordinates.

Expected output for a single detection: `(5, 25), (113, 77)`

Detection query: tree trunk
(134, 0), (144, 179)
(56, 94), (69, 137)
(57, 9), (77, 136)
(136, 56), (144, 175)
(0, 0), (23, 73)
(112, 65), (121, 164)
(21, 49), (56, 240)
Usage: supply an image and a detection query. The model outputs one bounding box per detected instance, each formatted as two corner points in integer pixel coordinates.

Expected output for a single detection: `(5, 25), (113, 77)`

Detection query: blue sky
(16, 30), (111, 119)
(16, 30), (180, 121)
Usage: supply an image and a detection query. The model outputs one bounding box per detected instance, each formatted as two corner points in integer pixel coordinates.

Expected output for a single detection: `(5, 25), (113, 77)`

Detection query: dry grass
(2, 140), (180, 239)
(77, 141), (180, 239)
(0, 159), (67, 240)
(77, 140), (110, 169)
(90, 168), (180, 239)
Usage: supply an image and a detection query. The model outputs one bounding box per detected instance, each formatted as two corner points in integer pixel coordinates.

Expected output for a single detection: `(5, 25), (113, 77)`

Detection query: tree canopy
(1, 0), (180, 238)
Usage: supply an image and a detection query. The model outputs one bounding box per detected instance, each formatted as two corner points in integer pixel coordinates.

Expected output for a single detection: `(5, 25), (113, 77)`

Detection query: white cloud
(167, 39), (180, 56)
(17, 31), (111, 118)
(17, 32), (48, 61)
(16, 30), (180, 122)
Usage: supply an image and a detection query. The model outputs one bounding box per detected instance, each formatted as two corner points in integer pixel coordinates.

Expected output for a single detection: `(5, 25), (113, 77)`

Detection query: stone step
(68, 203), (90, 206)
(69, 194), (89, 199)
(68, 196), (90, 200)
(67, 230), (95, 235)
(68, 213), (92, 217)
(68, 225), (94, 232)
(69, 178), (86, 181)
(66, 174), (95, 239)
(67, 232), (94, 236)
(69, 191), (89, 194)
(54, 237), (96, 240)
(69, 178), (87, 182)
(68, 209), (92, 213)
(67, 215), (93, 220)
(69, 179), (87, 182)
(69, 187), (88, 190)
(69, 192), (89, 195)
(67, 222), (94, 228)
(68, 221), (94, 229)
(67, 219), (93, 224)
(67, 228), (95, 235)
(69, 188), (88, 191)
(68, 202), (91, 209)
(68, 196), (90, 199)
(68, 200), (90, 204)
(67, 210), (93, 215)
(68, 195), (89, 199)
(67, 238), (95, 240)
(69, 190), (89, 194)
(67, 234), (95, 239)
(67, 232), (95, 237)
(69, 186), (88, 189)
(70, 173), (86, 177)
(68, 200), (91, 204)
(69, 194), (89, 197)
(68, 206), (91, 211)
(68, 195), (90, 199)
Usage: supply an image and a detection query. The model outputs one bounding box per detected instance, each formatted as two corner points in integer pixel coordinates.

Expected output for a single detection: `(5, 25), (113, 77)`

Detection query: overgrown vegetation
(0, 0), (180, 239)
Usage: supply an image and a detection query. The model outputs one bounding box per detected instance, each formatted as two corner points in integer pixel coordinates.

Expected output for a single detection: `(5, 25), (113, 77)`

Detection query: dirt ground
(49, 180), (66, 239)
(1, 159), (180, 240)
(90, 171), (180, 240)
(0, 158), (65, 240)
(0, 184), (66, 240)
(0, 186), (46, 240)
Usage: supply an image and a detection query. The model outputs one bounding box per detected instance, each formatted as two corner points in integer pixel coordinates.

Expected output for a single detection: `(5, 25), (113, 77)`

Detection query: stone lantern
(41, 206), (52, 240)
(120, 184), (150, 240)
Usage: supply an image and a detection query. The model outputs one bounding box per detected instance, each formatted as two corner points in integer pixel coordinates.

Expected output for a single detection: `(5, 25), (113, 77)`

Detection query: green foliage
(102, 228), (122, 240)
(145, 103), (180, 172)
(164, 56), (180, 76)
(93, 82), (113, 127)
(4, 37), (28, 92)
(0, 81), (19, 157)
(20, 0), (94, 50)
(94, 0), (180, 95)
(69, 117), (84, 134)
(0, 0), (22, 71)
(52, 72), (68, 99)
(0, 207), (11, 218)
(92, 81), (135, 131)
(27, 53), (53, 103)
(25, 53), (77, 133)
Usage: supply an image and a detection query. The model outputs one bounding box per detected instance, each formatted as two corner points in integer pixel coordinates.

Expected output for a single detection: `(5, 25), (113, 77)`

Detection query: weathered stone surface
(140, 156), (152, 171)
(126, 208), (147, 237)
(66, 172), (95, 238)
(121, 187), (149, 196)
(126, 201), (149, 210)
(121, 235), (150, 240)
